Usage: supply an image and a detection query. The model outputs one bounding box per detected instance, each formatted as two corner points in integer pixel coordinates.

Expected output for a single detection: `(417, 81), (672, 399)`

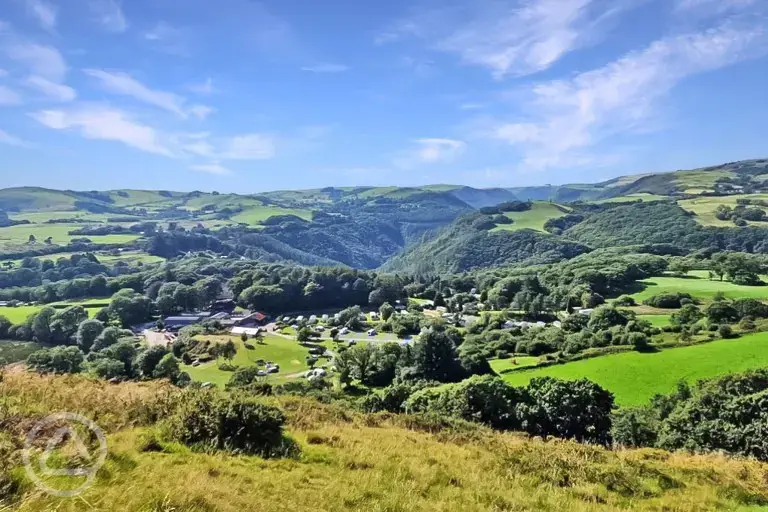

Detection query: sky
(0, 0), (767, 193)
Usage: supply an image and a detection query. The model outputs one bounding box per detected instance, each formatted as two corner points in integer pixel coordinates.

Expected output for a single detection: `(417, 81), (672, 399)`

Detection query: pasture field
(639, 314), (671, 328)
(230, 205), (313, 225)
(672, 170), (734, 192)
(678, 194), (768, 227)
(1, 250), (164, 266)
(492, 202), (570, 233)
(0, 305), (42, 323)
(503, 331), (768, 406)
(593, 193), (668, 204)
(629, 271), (768, 303)
(10, 211), (117, 223)
(489, 356), (540, 374)
(182, 334), (315, 387)
(0, 340), (42, 364)
(0, 223), (139, 249)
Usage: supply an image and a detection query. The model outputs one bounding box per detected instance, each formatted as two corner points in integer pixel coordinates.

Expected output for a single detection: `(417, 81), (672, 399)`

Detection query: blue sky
(1, 0), (767, 193)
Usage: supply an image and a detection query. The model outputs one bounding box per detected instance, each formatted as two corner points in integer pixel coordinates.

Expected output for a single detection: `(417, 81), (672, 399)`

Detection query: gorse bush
(166, 389), (296, 457)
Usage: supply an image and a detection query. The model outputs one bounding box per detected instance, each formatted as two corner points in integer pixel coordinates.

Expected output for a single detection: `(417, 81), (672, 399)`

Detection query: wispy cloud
(191, 163), (232, 175)
(89, 0), (127, 33)
(487, 19), (768, 169)
(301, 63), (349, 73)
(24, 75), (76, 101)
(395, 138), (466, 168)
(0, 85), (23, 106)
(143, 22), (189, 56)
(23, 0), (57, 32)
(187, 77), (217, 95)
(0, 128), (31, 147)
(377, 0), (639, 79)
(222, 134), (275, 160)
(84, 69), (211, 119)
(30, 105), (175, 157)
(4, 42), (67, 81)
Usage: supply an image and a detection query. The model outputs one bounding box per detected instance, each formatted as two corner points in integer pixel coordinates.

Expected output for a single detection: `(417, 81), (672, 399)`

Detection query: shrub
(644, 293), (694, 309)
(166, 389), (294, 457)
(718, 324), (735, 339)
(614, 295), (636, 307)
(405, 375), (522, 430)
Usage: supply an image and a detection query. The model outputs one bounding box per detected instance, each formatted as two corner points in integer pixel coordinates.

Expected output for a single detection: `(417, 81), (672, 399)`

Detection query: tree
(433, 291), (446, 308)
(108, 289), (153, 327)
(27, 346), (84, 374)
(671, 304), (703, 326)
(407, 326), (465, 383)
(379, 302), (395, 322)
(100, 340), (138, 377)
(587, 306), (630, 331)
(517, 377), (614, 445)
(137, 345), (168, 378)
(0, 315), (11, 339)
(705, 302), (738, 324)
(153, 353), (181, 381)
(93, 326), (132, 352)
(405, 375), (522, 430)
(368, 288), (386, 307)
(90, 358), (126, 379)
(240, 332), (248, 343)
(76, 319), (105, 352)
(50, 306), (88, 345)
(30, 306), (57, 343)
(218, 340), (237, 361)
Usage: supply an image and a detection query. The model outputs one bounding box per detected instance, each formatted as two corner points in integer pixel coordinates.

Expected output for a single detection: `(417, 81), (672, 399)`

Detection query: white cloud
(222, 133), (275, 160)
(188, 77), (217, 95)
(488, 20), (768, 169)
(84, 69), (209, 119)
(24, 75), (76, 101)
(395, 138), (466, 168)
(30, 105), (175, 157)
(301, 63), (349, 73)
(0, 128), (31, 147)
(377, 0), (638, 78)
(0, 85), (22, 106)
(24, 0), (57, 31)
(192, 163), (232, 175)
(89, 0), (127, 33)
(143, 22), (189, 56)
(188, 104), (214, 120)
(5, 42), (67, 81)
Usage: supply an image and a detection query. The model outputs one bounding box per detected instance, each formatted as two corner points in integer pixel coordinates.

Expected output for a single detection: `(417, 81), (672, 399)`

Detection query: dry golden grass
(3, 376), (768, 511)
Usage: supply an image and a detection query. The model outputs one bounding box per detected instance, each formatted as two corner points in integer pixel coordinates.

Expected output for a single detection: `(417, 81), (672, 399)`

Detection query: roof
(164, 316), (202, 323)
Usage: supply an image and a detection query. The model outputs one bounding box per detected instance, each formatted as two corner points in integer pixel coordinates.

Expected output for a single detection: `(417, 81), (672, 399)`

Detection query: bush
(614, 295), (636, 307)
(644, 293), (694, 309)
(405, 375), (522, 430)
(718, 324), (735, 339)
(166, 389), (295, 457)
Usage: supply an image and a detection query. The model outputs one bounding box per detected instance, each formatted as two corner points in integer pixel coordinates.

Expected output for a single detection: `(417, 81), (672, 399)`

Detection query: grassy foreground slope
(503, 331), (768, 406)
(4, 373), (768, 512)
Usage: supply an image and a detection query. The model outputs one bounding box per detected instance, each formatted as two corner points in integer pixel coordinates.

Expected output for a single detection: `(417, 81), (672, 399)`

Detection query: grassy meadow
(0, 305), (42, 323)
(0, 223), (139, 250)
(492, 202), (570, 233)
(230, 205), (313, 225)
(503, 331), (768, 406)
(678, 193), (768, 227)
(628, 270), (768, 303)
(182, 334), (316, 387)
(593, 193), (668, 204)
(4, 372), (768, 512)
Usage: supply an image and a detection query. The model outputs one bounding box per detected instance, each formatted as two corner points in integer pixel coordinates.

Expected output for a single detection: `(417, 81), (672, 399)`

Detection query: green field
(230, 205), (313, 225)
(1, 250), (164, 266)
(678, 194), (768, 227)
(0, 305), (42, 323)
(0, 223), (139, 249)
(182, 334), (316, 387)
(629, 271), (768, 303)
(492, 202), (570, 233)
(0, 340), (42, 364)
(594, 193), (668, 204)
(673, 170), (734, 192)
(503, 331), (768, 406)
(638, 314), (671, 328)
(488, 356), (540, 374)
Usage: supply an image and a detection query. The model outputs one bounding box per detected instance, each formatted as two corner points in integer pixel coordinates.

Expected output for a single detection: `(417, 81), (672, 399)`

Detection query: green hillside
(491, 202), (570, 232)
(503, 331), (768, 406)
